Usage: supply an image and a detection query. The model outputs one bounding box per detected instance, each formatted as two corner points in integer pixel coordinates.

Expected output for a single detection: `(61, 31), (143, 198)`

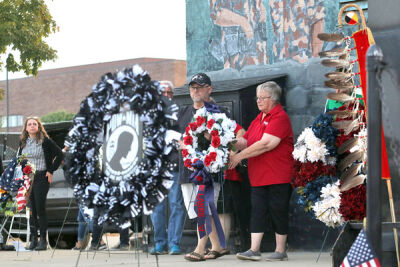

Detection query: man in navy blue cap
(178, 73), (230, 261)
(188, 73), (212, 87)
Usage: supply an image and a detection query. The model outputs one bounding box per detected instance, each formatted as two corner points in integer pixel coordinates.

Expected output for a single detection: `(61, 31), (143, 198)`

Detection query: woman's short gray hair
(256, 81), (282, 103)
(160, 80), (174, 92)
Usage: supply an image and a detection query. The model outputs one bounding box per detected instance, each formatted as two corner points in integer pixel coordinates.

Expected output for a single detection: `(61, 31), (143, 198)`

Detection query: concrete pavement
(0, 250), (332, 267)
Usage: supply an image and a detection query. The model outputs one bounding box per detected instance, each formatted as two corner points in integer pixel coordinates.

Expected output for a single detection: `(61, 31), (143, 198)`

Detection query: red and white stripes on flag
(341, 229), (381, 267)
(15, 175), (31, 211)
(341, 257), (381, 267)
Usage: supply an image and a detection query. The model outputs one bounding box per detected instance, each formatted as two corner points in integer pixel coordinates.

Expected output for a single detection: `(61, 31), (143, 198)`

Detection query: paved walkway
(1, 250), (331, 267)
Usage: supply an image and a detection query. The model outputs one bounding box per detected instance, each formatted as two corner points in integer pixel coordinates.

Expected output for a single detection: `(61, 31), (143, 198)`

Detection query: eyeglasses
(163, 91), (173, 96)
(190, 85), (208, 91)
(254, 96), (271, 101)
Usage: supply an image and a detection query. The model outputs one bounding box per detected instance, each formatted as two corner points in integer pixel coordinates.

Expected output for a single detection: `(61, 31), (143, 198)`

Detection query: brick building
(0, 58), (186, 131)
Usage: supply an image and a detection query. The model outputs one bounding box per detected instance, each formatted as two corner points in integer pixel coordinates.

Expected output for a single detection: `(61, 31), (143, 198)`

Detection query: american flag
(0, 157), (18, 191)
(341, 229), (381, 267)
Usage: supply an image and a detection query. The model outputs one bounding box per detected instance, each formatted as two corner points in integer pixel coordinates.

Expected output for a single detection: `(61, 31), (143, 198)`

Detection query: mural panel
(186, 0), (339, 75)
(269, 0), (325, 63)
(209, 0), (268, 69)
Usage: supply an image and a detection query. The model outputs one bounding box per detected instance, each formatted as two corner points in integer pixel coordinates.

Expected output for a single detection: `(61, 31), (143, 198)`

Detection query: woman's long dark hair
(20, 117), (49, 148)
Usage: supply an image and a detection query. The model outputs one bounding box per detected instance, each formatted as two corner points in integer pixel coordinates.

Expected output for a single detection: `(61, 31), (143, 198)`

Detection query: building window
(1, 115), (24, 128)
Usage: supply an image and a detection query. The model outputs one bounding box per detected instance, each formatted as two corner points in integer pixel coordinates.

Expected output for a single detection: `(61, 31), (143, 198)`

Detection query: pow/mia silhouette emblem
(104, 111), (142, 183)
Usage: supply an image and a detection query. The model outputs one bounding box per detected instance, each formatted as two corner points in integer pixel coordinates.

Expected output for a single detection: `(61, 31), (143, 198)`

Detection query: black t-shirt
(177, 104), (231, 184)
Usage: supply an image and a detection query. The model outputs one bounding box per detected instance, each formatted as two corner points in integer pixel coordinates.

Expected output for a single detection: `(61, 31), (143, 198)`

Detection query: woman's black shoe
(35, 239), (47, 251)
(27, 238), (38, 250)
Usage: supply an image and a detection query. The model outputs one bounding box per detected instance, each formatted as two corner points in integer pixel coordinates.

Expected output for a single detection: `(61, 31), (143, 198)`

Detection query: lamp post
(2, 69), (9, 160)
(6, 68), (9, 134)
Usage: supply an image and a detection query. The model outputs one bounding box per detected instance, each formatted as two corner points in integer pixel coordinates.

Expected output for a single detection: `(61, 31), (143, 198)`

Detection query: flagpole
(366, 44), (382, 262)
(6, 68), (9, 134)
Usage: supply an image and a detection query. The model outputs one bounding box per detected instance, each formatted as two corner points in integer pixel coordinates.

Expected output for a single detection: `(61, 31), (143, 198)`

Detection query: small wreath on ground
(182, 107), (237, 175)
(0, 156), (36, 215)
(64, 65), (178, 227)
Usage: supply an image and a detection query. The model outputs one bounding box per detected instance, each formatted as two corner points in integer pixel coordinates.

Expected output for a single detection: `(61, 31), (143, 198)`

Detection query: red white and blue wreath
(182, 104), (236, 247)
(182, 107), (236, 174)
(64, 65), (178, 228)
(0, 156), (36, 214)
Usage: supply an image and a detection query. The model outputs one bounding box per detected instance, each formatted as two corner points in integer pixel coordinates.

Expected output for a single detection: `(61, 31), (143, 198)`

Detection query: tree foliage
(0, 0), (58, 76)
(41, 109), (75, 123)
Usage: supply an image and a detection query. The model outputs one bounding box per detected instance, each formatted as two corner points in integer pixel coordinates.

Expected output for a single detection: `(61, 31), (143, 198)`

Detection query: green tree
(41, 109), (75, 123)
(0, 0), (58, 76)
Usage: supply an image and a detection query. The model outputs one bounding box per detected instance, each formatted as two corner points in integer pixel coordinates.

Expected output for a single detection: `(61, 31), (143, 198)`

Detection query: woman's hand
(228, 153), (242, 170)
(46, 172), (53, 184)
(235, 137), (247, 151)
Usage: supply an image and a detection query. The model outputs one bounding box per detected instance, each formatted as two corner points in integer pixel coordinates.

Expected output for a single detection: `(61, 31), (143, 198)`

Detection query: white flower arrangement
(293, 127), (329, 163)
(182, 107), (237, 173)
(312, 180), (344, 228)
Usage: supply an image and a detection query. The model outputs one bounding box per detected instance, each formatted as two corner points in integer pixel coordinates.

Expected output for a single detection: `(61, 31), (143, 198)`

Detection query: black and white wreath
(64, 65), (178, 228)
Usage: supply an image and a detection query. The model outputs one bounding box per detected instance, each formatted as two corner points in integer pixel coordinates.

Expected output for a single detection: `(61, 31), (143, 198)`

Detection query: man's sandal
(204, 249), (230, 259)
(184, 251), (205, 261)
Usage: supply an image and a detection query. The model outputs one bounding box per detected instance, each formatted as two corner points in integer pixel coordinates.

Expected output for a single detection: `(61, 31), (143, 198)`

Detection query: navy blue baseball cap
(188, 73), (211, 86)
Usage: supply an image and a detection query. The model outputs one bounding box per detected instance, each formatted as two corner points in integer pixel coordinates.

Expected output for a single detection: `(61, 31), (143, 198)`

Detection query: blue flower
(303, 176), (338, 205)
(311, 113), (338, 157)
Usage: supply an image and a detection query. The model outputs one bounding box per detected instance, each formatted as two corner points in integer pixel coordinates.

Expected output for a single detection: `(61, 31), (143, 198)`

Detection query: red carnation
(184, 159), (192, 168)
(196, 116), (206, 127)
(23, 165), (32, 175)
(210, 130), (219, 137)
(209, 152), (217, 161)
(185, 127), (190, 134)
(211, 136), (221, 148)
(292, 160), (336, 188)
(189, 122), (198, 131)
(339, 184), (366, 221)
(183, 135), (193, 146)
(182, 149), (189, 158)
(207, 119), (215, 129)
(204, 155), (212, 166)
(195, 175), (203, 182)
(193, 158), (200, 163)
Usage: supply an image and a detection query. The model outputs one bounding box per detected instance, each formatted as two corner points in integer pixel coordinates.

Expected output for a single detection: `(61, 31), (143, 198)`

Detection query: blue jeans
(77, 208), (93, 241)
(150, 171), (185, 248)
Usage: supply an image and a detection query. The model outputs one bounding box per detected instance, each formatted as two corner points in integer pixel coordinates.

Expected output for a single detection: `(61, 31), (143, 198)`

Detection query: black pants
(29, 171), (50, 239)
(119, 227), (129, 245)
(90, 223), (104, 246)
(250, 184), (292, 235)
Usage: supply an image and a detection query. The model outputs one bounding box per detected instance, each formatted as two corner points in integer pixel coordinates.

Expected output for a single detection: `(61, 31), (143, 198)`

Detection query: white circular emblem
(105, 124), (139, 183)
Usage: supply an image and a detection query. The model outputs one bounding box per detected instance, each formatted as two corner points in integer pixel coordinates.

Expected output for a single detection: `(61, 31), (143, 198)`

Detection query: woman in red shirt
(228, 81), (294, 262)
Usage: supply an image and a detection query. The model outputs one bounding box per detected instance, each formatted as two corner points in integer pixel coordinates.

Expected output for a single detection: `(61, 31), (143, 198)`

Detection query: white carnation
(194, 107), (207, 118)
(293, 145), (307, 163)
(297, 127), (313, 143)
(305, 134), (322, 149)
(312, 181), (343, 228)
(307, 143), (328, 163)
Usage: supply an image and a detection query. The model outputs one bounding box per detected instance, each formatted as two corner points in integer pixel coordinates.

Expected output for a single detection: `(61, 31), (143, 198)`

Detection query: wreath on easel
(292, 4), (373, 227)
(64, 65), (178, 227)
(0, 155), (36, 215)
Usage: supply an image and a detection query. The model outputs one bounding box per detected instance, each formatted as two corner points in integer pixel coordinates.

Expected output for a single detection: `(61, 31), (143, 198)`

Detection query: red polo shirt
(243, 104), (294, 187)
